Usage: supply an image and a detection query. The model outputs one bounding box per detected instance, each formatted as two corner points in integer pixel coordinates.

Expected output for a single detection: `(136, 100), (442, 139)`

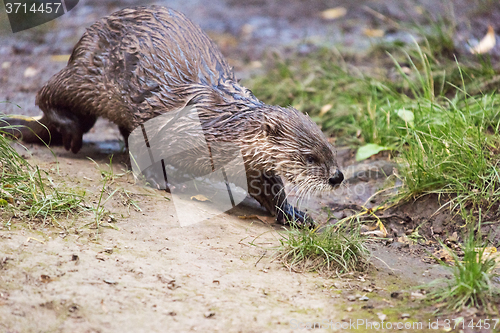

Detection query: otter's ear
(262, 121), (283, 138)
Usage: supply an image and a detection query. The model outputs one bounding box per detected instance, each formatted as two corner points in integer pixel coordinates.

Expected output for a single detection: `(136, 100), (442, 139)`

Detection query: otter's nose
(329, 170), (344, 186)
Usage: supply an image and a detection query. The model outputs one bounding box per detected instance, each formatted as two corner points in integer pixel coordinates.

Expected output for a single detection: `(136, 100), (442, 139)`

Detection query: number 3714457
(5, 2), (63, 14)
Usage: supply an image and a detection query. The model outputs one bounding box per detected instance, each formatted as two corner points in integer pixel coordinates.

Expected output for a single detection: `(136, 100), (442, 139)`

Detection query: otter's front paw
(277, 203), (315, 228)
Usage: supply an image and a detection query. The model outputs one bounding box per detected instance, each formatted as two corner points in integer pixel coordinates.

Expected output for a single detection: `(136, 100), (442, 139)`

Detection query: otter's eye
(306, 155), (317, 164)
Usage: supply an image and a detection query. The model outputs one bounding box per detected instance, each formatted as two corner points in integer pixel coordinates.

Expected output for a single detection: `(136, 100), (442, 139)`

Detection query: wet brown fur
(5, 6), (342, 224)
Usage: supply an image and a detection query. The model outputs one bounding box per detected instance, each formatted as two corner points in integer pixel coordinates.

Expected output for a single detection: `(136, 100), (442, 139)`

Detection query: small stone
(377, 313), (387, 321)
(104, 279), (117, 285)
(401, 313), (410, 319)
(390, 291), (401, 299)
(24, 66), (39, 78)
(346, 295), (357, 302)
(204, 311), (215, 318)
(410, 291), (425, 300)
(359, 296), (369, 301)
(448, 232), (458, 243)
(346, 307), (353, 312)
(104, 248), (113, 254)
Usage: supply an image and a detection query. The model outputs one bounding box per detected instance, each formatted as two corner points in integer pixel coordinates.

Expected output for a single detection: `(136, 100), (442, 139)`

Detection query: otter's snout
(329, 170), (344, 186)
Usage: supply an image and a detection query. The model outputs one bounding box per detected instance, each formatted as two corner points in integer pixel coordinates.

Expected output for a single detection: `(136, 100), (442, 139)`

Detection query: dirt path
(1, 0), (499, 332)
(1, 144), (450, 333)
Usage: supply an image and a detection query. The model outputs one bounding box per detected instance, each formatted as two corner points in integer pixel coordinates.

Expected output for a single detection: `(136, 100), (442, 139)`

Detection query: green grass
(426, 212), (500, 312)
(275, 220), (369, 275)
(245, 41), (500, 211)
(0, 119), (84, 225)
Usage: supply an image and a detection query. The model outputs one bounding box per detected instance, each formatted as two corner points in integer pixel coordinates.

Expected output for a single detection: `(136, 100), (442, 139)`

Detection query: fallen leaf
(363, 28), (385, 37)
(476, 246), (497, 254)
(40, 274), (53, 283)
(362, 229), (386, 238)
(238, 214), (274, 224)
(51, 54), (71, 62)
(0, 188), (13, 204)
(395, 108), (415, 127)
(355, 143), (391, 161)
(470, 25), (496, 54)
(377, 313), (387, 321)
(24, 66), (39, 78)
(433, 248), (454, 263)
(410, 291), (425, 300)
(477, 247), (500, 264)
(319, 104), (333, 116)
(320, 7), (347, 20)
(238, 215), (259, 219)
(190, 194), (211, 202)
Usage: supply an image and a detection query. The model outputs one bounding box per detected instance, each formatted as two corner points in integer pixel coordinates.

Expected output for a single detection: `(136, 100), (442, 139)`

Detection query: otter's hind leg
(41, 107), (97, 153)
(247, 170), (314, 227)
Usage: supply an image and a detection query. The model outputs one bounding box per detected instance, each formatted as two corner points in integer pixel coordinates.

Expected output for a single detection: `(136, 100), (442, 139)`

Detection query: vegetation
(247, 17), (500, 305)
(426, 212), (499, 312)
(275, 220), (369, 275)
(0, 119), (84, 225)
(246, 41), (500, 211)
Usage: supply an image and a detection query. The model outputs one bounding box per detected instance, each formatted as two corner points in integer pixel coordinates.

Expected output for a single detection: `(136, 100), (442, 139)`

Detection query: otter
(3, 6), (343, 225)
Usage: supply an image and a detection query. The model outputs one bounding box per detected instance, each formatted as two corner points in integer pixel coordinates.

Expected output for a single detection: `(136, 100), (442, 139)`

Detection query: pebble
(390, 291), (402, 299)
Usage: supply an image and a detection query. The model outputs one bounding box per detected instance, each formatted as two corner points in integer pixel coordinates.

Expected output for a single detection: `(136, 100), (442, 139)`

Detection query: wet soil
(1, 0), (500, 332)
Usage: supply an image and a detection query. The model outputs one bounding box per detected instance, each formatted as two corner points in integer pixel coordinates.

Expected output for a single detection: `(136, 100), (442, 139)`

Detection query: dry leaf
(320, 7), (347, 20)
(238, 215), (259, 219)
(319, 104), (333, 116)
(0, 188), (13, 204)
(40, 274), (53, 283)
(363, 28), (385, 38)
(24, 66), (39, 78)
(410, 291), (425, 300)
(433, 248), (454, 263)
(51, 54), (71, 62)
(190, 194), (211, 202)
(477, 247), (500, 264)
(377, 313), (387, 321)
(470, 25), (496, 54)
(238, 214), (274, 224)
(362, 229), (386, 238)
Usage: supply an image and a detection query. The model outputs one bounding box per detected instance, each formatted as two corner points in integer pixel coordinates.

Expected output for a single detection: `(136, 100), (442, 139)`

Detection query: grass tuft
(276, 220), (369, 275)
(246, 42), (500, 211)
(0, 118), (84, 224)
(426, 213), (500, 312)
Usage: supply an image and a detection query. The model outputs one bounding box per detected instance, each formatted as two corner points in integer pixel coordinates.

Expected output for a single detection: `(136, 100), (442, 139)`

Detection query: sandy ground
(0, 144), (450, 333)
(1, 0), (499, 332)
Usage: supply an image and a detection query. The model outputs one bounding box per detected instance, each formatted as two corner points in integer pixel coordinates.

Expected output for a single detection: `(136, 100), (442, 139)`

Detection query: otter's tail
(0, 114), (62, 146)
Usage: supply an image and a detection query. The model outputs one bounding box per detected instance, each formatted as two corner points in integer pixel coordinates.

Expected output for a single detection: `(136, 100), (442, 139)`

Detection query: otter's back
(37, 6), (236, 130)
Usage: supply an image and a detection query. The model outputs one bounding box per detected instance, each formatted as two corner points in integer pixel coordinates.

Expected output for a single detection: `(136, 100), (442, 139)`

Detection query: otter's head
(260, 106), (343, 195)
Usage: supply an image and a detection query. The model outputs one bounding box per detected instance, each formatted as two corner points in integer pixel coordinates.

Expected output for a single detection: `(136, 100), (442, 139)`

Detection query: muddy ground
(1, 0), (500, 332)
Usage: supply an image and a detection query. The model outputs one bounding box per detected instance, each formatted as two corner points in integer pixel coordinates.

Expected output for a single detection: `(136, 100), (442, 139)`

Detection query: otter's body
(7, 6), (343, 224)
